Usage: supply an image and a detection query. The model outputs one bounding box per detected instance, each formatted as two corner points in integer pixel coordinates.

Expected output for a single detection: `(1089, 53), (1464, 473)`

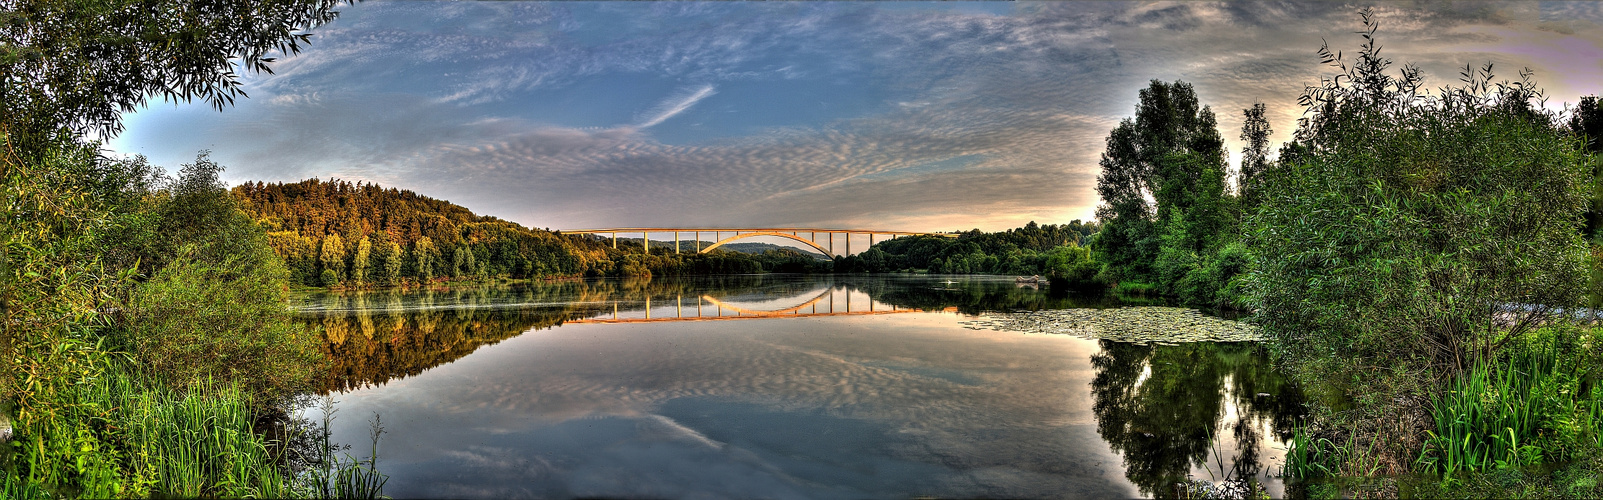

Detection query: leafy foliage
(1244, 9), (1590, 377)
(1240, 9), (1595, 480)
(1238, 103), (1273, 211)
(1090, 80), (1246, 308)
(0, 0), (384, 496)
(0, 0), (343, 151)
(846, 220), (1100, 281)
(1568, 95), (1603, 241)
(1417, 325), (1603, 481)
(1093, 80), (1229, 285)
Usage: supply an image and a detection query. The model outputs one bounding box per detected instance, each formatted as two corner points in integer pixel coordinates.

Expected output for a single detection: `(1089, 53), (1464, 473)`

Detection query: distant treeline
(232, 179), (835, 286)
(835, 221), (1102, 283)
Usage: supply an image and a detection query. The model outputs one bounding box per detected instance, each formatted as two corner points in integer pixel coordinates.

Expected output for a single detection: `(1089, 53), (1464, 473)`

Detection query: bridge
(558, 227), (959, 257)
(566, 290), (958, 324)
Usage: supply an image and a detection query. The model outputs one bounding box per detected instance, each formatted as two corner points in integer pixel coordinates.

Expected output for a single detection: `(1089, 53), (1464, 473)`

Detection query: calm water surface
(293, 274), (1304, 499)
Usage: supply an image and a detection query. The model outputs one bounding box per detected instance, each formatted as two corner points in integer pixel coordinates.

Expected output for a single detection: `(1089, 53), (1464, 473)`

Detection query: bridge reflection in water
(568, 287), (956, 324)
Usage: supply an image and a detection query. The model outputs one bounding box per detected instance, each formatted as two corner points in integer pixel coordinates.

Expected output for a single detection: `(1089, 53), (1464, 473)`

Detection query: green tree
(415, 237), (437, 283)
(1042, 244), (1101, 289)
(383, 240), (403, 285)
(351, 236), (371, 285)
(1567, 96), (1603, 239)
(319, 232), (345, 286)
(1238, 103), (1273, 211)
(452, 244), (474, 278)
(0, 1), (353, 495)
(1094, 80), (1227, 285)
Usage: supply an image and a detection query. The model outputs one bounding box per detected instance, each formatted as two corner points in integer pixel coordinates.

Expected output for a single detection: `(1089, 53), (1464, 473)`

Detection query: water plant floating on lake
(961, 306), (1266, 344)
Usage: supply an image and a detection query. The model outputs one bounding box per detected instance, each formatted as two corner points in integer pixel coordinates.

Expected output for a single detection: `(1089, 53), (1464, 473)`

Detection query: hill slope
(233, 179), (615, 286)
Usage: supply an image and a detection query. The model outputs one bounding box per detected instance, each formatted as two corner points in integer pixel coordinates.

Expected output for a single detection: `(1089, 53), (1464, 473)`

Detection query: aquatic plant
(1417, 328), (1603, 480)
(963, 306), (1264, 343)
(296, 398), (389, 500)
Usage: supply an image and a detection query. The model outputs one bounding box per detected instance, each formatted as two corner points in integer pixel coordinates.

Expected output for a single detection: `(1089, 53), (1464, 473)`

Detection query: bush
(1111, 281), (1160, 297)
(126, 249), (320, 399)
(1042, 244), (1103, 289)
(1244, 10), (1594, 476)
(119, 154), (322, 398)
(1244, 11), (1591, 380)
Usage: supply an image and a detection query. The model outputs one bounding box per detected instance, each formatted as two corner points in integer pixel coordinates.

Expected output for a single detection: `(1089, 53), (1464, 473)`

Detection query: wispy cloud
(111, 1), (1603, 232)
(635, 84), (717, 128)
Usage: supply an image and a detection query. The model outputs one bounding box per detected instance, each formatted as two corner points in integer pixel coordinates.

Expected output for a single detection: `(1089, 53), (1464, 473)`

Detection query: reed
(298, 397), (389, 500)
(123, 378), (294, 497)
(1284, 422), (1336, 479)
(1416, 338), (1597, 479)
(1112, 281), (1161, 297)
(4, 360), (388, 499)
(1284, 420), (1385, 481)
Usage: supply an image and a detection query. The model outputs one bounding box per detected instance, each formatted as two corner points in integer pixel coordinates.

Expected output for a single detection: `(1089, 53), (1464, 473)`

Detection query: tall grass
(1417, 337), (1602, 479)
(1112, 281), (1161, 297)
(299, 398), (389, 499)
(6, 362), (293, 498)
(1284, 421), (1384, 480)
(124, 379), (294, 497)
(3, 360), (388, 499)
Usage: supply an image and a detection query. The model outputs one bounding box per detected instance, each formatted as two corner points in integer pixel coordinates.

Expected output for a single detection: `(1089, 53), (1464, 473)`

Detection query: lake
(293, 274), (1305, 499)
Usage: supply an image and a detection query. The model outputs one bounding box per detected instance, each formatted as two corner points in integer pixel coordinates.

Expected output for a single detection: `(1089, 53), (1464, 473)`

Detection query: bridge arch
(701, 231), (834, 257)
(698, 290), (832, 316)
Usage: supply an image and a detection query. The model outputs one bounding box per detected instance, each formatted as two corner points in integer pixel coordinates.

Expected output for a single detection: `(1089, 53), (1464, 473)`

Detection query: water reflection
(298, 275), (1084, 391)
(296, 275), (1306, 498)
(1091, 341), (1305, 498)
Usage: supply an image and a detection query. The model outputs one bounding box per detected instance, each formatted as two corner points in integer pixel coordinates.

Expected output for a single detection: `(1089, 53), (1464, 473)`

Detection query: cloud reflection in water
(302, 276), (1298, 498)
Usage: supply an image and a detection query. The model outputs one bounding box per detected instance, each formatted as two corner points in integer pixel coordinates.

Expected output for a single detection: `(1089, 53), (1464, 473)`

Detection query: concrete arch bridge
(558, 227), (958, 257)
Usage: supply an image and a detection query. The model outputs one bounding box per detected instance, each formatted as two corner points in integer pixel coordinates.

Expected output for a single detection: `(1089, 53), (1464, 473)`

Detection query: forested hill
(233, 179), (615, 286)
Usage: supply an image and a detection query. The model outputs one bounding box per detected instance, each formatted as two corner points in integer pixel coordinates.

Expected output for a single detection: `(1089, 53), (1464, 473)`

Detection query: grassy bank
(1283, 324), (1603, 498)
(2, 358), (387, 498)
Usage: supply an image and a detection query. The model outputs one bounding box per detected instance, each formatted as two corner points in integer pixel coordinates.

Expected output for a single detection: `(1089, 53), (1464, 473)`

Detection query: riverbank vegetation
(1236, 10), (1603, 498)
(235, 177), (1111, 284)
(7, 1), (1603, 497)
(0, 0), (390, 496)
(1, 140), (389, 498)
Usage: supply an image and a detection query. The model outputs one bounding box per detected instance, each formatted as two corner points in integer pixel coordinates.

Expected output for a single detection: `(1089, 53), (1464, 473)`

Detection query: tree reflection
(304, 276), (827, 392)
(1090, 340), (1304, 498)
(312, 287), (588, 392)
(858, 276), (1164, 314)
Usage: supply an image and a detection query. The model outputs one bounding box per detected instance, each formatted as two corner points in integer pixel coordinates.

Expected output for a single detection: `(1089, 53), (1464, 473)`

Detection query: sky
(110, 1), (1603, 234)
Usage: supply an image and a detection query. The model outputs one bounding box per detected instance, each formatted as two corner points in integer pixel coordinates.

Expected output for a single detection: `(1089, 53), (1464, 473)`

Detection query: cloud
(115, 1), (1603, 232)
(635, 84), (717, 128)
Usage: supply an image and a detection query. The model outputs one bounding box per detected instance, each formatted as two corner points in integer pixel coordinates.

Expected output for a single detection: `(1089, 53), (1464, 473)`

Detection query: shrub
(1042, 244), (1102, 289)
(1244, 10), (1591, 380)
(126, 249), (320, 399)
